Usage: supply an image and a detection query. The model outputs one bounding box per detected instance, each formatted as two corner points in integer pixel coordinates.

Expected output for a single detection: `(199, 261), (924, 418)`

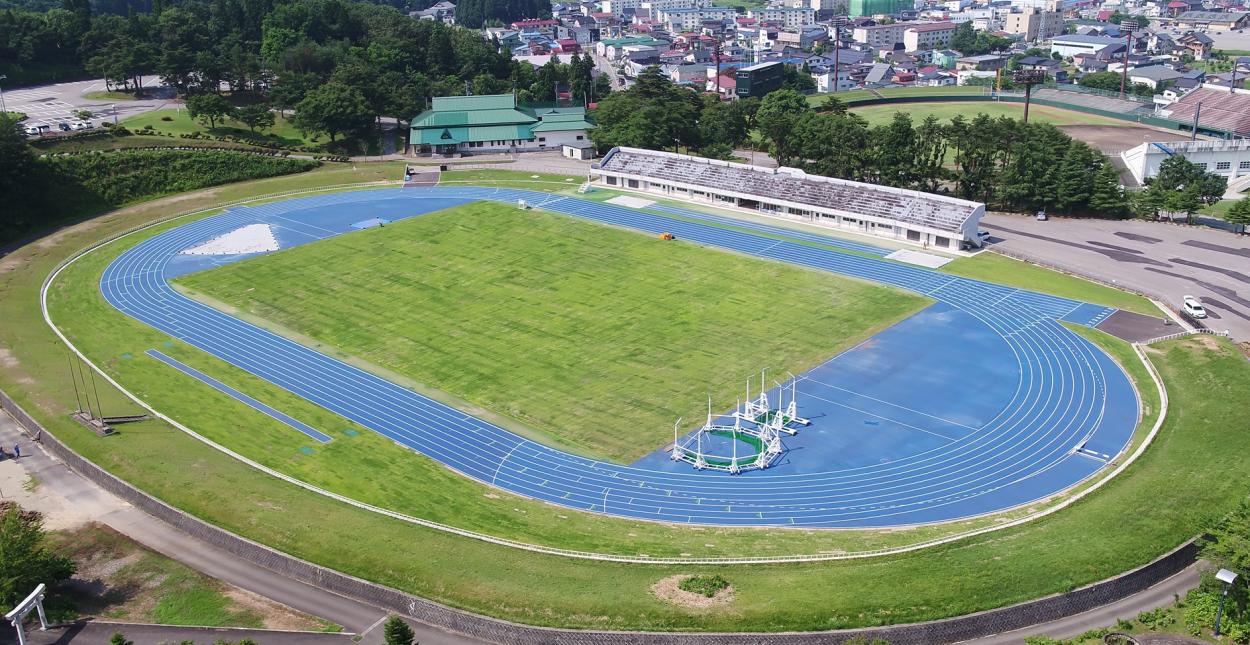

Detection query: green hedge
(41, 149), (320, 207)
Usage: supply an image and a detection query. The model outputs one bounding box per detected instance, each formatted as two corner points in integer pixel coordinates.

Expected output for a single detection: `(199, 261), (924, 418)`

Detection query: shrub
(678, 574), (730, 598)
(1137, 607), (1175, 631)
(40, 149), (320, 210)
(160, 116), (173, 122)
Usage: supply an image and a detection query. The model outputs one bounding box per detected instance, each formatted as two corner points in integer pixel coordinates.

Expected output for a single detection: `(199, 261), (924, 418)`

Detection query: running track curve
(97, 186), (1138, 528)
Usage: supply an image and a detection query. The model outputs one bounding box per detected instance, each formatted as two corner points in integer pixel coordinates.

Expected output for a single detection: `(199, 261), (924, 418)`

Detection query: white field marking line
(491, 442), (524, 485)
(40, 185), (1166, 562)
(757, 239), (784, 254)
(796, 376), (981, 432)
(262, 212), (339, 235)
(797, 390), (959, 442)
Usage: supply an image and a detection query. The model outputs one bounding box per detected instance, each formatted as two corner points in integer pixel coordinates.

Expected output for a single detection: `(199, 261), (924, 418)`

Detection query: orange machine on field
(659, 232), (675, 241)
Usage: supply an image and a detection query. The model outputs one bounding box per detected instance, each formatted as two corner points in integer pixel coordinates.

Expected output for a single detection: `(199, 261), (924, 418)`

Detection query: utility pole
(832, 15), (846, 93)
(1191, 101), (1202, 140)
(1119, 19), (1140, 99)
(0, 75), (7, 114)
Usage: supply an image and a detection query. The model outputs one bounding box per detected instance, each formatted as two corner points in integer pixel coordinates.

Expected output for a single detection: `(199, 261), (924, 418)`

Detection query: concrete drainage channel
(0, 386), (1200, 645)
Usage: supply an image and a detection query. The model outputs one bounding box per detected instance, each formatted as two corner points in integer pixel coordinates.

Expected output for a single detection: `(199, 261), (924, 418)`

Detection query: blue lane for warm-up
(146, 349), (333, 444)
(99, 186), (1139, 528)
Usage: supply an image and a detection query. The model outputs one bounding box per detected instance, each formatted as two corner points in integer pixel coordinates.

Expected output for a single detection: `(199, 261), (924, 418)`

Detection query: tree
(1226, 197), (1250, 234)
(1087, 161), (1128, 218)
(950, 21), (976, 53)
(185, 93), (233, 129)
(0, 115), (54, 242)
(73, 109), (93, 121)
(588, 67), (699, 153)
(293, 82), (372, 142)
(870, 111), (917, 187)
(232, 103), (276, 134)
(1053, 139), (1098, 214)
(755, 89), (809, 165)
(382, 615), (416, 645)
(1142, 155), (1227, 222)
(0, 504), (77, 612)
(912, 114), (948, 192)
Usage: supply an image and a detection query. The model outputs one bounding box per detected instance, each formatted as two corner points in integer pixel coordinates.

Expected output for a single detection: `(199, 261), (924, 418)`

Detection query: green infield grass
(43, 204), (1159, 558)
(9, 164), (1250, 632)
(848, 101), (1128, 127)
(175, 201), (926, 462)
(942, 251), (1159, 317)
(807, 86), (992, 107)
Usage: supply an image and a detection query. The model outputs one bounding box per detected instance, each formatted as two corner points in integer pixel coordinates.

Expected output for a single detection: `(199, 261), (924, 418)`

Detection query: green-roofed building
(410, 94), (594, 155)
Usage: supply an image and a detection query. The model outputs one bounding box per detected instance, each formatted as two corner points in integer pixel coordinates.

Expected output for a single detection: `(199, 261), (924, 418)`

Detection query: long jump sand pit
(1058, 124), (1192, 154)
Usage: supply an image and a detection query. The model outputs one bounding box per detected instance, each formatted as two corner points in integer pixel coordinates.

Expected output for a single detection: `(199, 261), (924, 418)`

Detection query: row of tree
(2, 0), (554, 128)
(590, 71), (1134, 217)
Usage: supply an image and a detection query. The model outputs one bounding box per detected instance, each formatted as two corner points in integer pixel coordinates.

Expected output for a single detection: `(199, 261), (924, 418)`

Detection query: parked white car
(1182, 295), (1207, 319)
(72, 121), (94, 130)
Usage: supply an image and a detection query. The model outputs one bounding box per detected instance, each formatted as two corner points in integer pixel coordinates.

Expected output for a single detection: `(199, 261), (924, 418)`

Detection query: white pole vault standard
(6, 584), (48, 645)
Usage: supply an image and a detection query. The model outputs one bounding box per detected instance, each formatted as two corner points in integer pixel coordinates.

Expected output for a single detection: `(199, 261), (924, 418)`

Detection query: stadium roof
(596, 147), (982, 234)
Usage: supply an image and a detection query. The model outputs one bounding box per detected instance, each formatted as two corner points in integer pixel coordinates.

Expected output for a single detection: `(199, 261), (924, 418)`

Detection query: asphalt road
(3, 76), (171, 131)
(982, 213), (1250, 340)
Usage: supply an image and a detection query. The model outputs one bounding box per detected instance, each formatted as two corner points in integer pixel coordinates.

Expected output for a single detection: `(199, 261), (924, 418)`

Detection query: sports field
(7, 167), (1250, 632)
(848, 101), (1130, 127)
(175, 202), (924, 462)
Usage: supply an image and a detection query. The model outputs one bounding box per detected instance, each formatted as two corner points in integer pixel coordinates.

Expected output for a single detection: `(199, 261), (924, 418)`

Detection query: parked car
(72, 121), (93, 130)
(1182, 295), (1207, 319)
(23, 124), (50, 136)
(57, 122), (71, 131)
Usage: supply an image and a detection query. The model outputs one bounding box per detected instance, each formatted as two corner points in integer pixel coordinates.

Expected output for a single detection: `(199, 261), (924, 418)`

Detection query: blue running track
(98, 187), (1139, 528)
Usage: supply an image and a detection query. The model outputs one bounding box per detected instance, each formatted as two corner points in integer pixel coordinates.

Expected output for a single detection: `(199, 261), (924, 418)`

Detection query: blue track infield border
(95, 186), (1140, 528)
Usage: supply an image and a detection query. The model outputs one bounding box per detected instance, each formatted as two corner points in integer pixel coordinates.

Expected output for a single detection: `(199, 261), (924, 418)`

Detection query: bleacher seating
(1165, 88), (1250, 139)
(1031, 88), (1153, 116)
(598, 148), (978, 234)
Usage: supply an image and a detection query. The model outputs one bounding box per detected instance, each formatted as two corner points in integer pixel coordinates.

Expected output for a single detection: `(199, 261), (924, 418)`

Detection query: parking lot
(4, 76), (171, 132)
(982, 213), (1250, 341)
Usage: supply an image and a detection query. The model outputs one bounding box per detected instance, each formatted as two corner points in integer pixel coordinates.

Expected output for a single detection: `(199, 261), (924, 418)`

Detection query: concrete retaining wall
(0, 388), (1198, 644)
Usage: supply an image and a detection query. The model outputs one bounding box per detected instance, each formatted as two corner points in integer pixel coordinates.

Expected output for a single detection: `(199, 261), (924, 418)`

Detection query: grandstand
(592, 147), (986, 251)
(1163, 87), (1250, 139)
(1029, 87), (1153, 116)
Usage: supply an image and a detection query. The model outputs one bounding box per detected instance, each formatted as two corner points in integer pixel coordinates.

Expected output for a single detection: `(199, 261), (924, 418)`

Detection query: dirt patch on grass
(650, 575), (735, 610)
(223, 587), (324, 631)
(1057, 124), (1190, 154)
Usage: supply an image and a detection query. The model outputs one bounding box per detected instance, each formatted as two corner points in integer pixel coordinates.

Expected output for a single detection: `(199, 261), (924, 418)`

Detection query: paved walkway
(969, 563), (1200, 643)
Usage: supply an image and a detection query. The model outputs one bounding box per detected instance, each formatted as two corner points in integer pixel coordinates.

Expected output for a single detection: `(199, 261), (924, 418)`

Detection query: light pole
(831, 15), (847, 93)
(1214, 568), (1239, 638)
(0, 74), (8, 114)
(1119, 19), (1140, 99)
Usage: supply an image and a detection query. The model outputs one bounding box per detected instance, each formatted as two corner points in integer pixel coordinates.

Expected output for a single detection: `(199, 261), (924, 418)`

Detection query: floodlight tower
(831, 15), (847, 94)
(1012, 69), (1047, 124)
(1118, 19), (1142, 100)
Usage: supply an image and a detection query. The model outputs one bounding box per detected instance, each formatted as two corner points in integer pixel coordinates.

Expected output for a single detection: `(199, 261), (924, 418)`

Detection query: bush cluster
(41, 149), (319, 207)
(677, 575), (730, 598)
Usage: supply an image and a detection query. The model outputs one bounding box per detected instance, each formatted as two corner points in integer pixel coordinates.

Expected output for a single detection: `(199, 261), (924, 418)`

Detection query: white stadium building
(591, 147), (987, 251)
